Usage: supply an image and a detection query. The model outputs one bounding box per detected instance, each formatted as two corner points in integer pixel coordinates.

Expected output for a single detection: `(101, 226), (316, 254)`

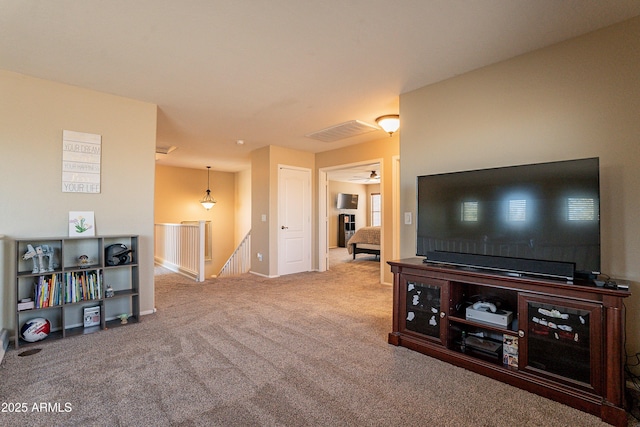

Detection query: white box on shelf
(83, 306), (100, 327)
(465, 306), (513, 327)
(18, 300), (34, 311)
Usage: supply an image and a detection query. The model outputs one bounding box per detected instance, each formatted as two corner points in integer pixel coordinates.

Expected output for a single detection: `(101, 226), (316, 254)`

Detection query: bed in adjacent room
(347, 226), (380, 260)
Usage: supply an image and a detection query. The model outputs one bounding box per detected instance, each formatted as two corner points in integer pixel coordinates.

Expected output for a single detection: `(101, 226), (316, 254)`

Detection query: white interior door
(278, 166), (311, 275)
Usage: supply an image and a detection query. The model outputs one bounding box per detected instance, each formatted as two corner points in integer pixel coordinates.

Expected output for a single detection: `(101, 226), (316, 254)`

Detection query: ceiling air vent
(305, 120), (379, 142)
(155, 145), (177, 160)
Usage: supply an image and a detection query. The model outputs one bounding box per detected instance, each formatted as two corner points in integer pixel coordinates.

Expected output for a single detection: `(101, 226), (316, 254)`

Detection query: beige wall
(251, 145), (315, 277)
(235, 168), (252, 244)
(316, 136), (400, 284)
(328, 181), (367, 247)
(328, 182), (380, 247)
(0, 70), (157, 334)
(250, 146), (271, 277)
(399, 17), (640, 366)
(154, 165), (240, 277)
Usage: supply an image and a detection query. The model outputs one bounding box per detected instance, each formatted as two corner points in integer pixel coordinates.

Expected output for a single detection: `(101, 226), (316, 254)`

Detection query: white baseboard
(249, 270), (280, 278)
(155, 259), (201, 281)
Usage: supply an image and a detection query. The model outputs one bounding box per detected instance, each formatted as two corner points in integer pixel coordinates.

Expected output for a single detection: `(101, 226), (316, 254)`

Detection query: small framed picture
(69, 211), (95, 237)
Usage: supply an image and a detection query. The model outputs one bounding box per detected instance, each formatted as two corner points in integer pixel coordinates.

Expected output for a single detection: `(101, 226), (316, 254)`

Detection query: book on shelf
(33, 274), (62, 308)
(64, 270), (102, 303)
(503, 335), (519, 368)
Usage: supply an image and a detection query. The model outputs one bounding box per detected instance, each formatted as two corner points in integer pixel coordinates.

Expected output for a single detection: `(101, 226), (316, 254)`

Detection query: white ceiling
(328, 163), (381, 184)
(2, 1), (639, 172)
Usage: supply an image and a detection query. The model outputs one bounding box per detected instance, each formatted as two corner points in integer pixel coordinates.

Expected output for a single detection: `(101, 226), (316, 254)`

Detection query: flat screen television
(337, 193), (359, 210)
(416, 158), (600, 281)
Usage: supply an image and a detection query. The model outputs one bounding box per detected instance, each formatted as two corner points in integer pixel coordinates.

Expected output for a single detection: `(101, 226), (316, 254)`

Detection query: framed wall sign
(62, 130), (101, 193)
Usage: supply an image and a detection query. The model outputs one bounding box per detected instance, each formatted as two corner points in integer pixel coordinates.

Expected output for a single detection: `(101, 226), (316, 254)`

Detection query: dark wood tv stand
(388, 258), (630, 426)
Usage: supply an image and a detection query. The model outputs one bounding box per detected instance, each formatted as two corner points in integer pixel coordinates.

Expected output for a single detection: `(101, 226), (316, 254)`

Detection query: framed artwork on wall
(69, 211), (95, 237)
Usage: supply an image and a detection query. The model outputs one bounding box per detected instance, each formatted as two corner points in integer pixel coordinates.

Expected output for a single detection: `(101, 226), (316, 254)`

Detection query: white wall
(0, 70), (157, 336)
(399, 18), (640, 366)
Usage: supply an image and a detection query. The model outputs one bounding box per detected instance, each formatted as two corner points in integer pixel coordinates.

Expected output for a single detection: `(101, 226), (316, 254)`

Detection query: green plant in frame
(69, 216), (93, 234)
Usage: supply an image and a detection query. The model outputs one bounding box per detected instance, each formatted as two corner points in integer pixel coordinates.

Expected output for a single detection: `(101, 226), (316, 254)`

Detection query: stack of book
(64, 271), (102, 303)
(33, 274), (62, 308)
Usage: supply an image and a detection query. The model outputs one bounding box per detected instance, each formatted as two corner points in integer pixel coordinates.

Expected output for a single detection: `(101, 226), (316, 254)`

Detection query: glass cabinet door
(401, 275), (448, 344)
(518, 293), (602, 394)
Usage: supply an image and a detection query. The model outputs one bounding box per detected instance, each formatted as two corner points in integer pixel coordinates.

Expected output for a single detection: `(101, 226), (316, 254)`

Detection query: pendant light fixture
(375, 114), (400, 136)
(200, 166), (216, 210)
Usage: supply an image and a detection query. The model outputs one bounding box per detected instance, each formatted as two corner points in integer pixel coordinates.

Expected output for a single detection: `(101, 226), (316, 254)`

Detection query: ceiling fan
(349, 170), (381, 183)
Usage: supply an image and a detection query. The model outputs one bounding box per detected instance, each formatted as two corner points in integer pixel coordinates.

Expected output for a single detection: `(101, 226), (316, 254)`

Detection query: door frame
(318, 159), (384, 284)
(392, 155), (400, 261)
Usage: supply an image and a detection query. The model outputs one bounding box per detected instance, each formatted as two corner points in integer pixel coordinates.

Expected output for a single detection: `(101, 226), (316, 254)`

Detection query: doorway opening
(318, 160), (384, 283)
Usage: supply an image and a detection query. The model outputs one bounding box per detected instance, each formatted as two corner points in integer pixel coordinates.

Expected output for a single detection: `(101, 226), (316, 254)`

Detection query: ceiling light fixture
(375, 114), (400, 136)
(200, 166), (217, 210)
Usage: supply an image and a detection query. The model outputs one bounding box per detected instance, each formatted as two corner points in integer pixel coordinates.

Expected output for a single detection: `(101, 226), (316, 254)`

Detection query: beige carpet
(0, 248), (631, 426)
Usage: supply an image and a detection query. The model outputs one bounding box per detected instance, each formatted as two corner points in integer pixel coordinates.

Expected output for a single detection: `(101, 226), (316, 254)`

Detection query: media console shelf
(388, 258), (630, 426)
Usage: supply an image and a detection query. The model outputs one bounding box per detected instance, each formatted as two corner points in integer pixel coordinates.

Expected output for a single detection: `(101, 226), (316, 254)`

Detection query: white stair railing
(218, 231), (251, 277)
(154, 222), (206, 281)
